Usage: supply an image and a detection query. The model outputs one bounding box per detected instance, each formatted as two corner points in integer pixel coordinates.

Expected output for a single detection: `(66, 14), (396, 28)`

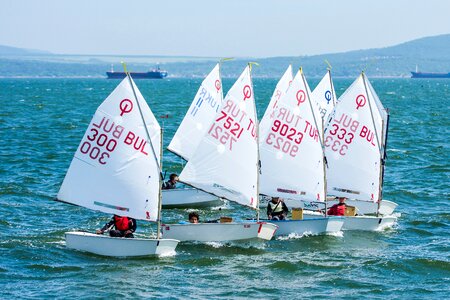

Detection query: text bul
(124, 131), (149, 155)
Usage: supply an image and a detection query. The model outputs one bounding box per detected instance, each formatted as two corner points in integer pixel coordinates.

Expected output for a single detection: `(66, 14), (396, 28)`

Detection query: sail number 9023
(265, 119), (303, 157)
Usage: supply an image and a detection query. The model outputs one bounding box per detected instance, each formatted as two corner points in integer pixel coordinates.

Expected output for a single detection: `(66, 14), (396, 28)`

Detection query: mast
(377, 113), (389, 216)
(324, 67), (335, 214)
(124, 64), (164, 238)
(157, 128), (163, 238)
(300, 68), (327, 206)
(361, 72), (383, 215)
(328, 69), (336, 107)
(322, 115), (328, 216)
(249, 62), (260, 221)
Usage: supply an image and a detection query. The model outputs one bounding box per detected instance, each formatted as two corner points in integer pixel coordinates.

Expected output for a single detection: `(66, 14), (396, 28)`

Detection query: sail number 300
(79, 128), (117, 164)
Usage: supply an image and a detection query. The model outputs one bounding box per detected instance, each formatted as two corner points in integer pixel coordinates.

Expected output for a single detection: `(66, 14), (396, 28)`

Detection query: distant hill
(249, 34), (450, 77)
(0, 34), (449, 78)
(0, 45), (52, 56)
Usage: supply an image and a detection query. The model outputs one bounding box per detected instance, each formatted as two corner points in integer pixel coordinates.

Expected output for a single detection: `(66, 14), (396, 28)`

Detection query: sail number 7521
(208, 110), (245, 151)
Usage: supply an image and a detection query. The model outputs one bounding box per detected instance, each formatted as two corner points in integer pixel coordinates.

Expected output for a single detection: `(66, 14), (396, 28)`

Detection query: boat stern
(378, 200), (398, 215)
(256, 222), (278, 240)
(325, 216), (345, 233)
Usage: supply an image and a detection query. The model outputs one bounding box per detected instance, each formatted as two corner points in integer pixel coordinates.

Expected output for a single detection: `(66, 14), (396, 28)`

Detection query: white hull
(162, 188), (222, 208)
(341, 215), (397, 231)
(65, 231), (179, 257)
(325, 199), (398, 215)
(161, 222), (278, 242)
(302, 214), (397, 231)
(270, 217), (344, 236)
(261, 197), (397, 216)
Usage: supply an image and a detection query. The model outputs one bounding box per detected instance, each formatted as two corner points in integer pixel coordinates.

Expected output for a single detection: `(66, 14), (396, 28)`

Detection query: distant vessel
(106, 64), (168, 79)
(411, 65), (450, 78)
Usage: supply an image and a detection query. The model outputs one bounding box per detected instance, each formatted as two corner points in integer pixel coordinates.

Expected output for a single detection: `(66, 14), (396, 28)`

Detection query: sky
(1, 0), (450, 58)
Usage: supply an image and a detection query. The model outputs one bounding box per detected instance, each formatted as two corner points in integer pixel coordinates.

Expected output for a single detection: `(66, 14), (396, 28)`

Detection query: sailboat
(319, 72), (397, 231)
(259, 68), (344, 236)
(161, 64), (278, 242)
(57, 73), (179, 256)
(162, 63), (224, 208)
(310, 70), (398, 215)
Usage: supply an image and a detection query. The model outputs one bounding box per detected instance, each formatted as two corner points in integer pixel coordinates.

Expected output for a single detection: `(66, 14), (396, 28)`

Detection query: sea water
(0, 77), (449, 298)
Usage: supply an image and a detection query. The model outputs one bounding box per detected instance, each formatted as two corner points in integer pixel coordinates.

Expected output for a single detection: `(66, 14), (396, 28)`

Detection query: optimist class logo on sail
(76, 99), (150, 165)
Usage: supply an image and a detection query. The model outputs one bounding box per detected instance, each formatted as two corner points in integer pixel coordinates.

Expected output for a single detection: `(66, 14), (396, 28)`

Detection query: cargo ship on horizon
(106, 65), (168, 79)
(411, 65), (450, 78)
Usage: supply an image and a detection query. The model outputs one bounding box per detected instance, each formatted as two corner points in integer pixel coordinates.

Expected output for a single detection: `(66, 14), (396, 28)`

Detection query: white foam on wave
(326, 230), (344, 237)
(158, 250), (177, 258)
(276, 231), (316, 240)
(205, 199), (231, 211)
(205, 241), (225, 248)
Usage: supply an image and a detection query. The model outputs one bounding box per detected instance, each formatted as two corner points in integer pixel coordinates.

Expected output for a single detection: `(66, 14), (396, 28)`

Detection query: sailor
(96, 215), (137, 238)
(267, 197), (289, 220)
(188, 212), (199, 223)
(327, 197), (347, 216)
(162, 173), (179, 190)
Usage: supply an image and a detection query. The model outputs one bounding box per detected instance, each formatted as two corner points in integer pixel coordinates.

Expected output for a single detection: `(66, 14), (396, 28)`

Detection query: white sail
(259, 69), (325, 201)
(324, 73), (385, 202)
(311, 70), (337, 122)
(168, 64), (223, 160)
(366, 77), (389, 148)
(179, 65), (259, 209)
(57, 77), (162, 221)
(259, 65), (293, 137)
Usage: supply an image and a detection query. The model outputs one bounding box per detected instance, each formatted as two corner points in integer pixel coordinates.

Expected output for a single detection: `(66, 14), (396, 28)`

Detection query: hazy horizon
(2, 0), (450, 58)
(2, 33), (449, 60)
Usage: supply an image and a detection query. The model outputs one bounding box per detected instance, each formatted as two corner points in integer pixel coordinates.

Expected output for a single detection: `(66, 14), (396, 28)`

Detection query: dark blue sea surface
(0, 77), (449, 299)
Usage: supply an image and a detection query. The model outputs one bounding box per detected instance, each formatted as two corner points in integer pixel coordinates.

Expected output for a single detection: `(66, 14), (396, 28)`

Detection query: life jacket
(328, 204), (346, 216)
(114, 215), (130, 231)
(269, 201), (283, 214)
(162, 180), (176, 190)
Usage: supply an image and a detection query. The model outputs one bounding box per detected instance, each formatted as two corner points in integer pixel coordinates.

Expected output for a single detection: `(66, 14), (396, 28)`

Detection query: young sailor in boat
(188, 212), (199, 223)
(96, 215), (137, 238)
(327, 197), (347, 216)
(162, 173), (179, 190)
(267, 197), (289, 220)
